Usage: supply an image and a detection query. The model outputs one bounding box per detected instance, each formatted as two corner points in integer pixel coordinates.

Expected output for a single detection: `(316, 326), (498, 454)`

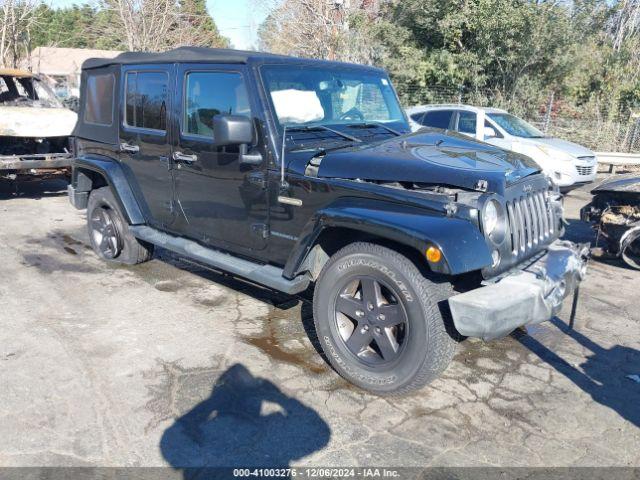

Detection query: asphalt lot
(0, 176), (639, 469)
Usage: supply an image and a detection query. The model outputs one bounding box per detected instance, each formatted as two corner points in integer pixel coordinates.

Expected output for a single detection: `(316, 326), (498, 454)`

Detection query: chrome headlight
(482, 199), (506, 244)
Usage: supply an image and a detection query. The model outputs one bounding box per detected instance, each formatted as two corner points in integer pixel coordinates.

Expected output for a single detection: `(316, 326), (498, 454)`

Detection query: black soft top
(75, 47), (387, 144)
(82, 46), (384, 71)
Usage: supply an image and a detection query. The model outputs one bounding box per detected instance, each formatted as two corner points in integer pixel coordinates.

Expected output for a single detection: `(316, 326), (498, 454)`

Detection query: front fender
(73, 154), (145, 225)
(284, 197), (492, 278)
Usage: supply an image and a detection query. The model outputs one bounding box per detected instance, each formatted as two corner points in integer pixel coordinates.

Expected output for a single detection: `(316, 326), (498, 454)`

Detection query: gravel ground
(0, 176), (638, 470)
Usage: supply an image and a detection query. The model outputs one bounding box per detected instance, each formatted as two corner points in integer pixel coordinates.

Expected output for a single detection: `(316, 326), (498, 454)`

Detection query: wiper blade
(345, 122), (402, 136)
(286, 124), (362, 143)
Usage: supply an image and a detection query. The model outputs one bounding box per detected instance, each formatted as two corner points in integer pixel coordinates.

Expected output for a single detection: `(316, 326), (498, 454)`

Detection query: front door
(171, 64), (268, 252)
(119, 65), (175, 229)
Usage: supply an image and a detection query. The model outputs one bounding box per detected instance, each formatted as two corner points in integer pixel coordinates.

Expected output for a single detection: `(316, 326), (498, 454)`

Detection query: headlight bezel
(480, 197), (507, 246)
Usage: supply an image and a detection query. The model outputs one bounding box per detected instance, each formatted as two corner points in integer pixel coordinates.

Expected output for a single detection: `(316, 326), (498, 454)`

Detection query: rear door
(170, 64), (268, 252)
(119, 65), (175, 229)
(420, 110), (455, 130)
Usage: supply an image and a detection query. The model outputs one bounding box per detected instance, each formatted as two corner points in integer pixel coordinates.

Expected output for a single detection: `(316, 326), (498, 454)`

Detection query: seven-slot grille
(576, 165), (595, 176)
(505, 188), (556, 259)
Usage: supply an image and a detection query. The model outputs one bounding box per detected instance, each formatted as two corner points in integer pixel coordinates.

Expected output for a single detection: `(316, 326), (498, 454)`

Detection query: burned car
(68, 48), (589, 394)
(0, 69), (77, 179)
(581, 174), (640, 269)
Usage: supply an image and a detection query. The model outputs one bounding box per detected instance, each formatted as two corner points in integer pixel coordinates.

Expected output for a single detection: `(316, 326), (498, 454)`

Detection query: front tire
(87, 186), (153, 265)
(313, 242), (457, 395)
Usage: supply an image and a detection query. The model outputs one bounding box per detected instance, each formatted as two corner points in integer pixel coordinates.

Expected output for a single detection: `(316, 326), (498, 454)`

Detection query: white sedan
(406, 104), (598, 191)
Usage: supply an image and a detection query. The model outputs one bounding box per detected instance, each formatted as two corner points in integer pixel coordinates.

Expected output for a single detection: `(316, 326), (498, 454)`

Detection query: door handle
(173, 151), (198, 164)
(120, 142), (140, 154)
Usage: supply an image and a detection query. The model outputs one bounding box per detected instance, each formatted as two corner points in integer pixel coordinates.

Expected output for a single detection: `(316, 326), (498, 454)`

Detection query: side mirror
(213, 114), (254, 146)
(483, 126), (498, 139)
(212, 114), (262, 166)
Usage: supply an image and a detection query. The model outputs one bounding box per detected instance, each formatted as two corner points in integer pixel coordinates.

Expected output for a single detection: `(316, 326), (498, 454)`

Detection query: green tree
(176, 0), (229, 48)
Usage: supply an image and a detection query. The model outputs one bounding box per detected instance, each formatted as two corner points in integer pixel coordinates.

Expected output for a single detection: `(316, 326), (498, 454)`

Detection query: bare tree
(92, 0), (227, 52)
(255, 0), (380, 63)
(0, 0), (40, 68)
(100, 0), (178, 51)
(609, 0), (640, 51)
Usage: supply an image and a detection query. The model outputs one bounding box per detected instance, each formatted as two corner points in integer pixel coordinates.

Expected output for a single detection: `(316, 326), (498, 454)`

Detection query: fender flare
(284, 197), (492, 278)
(73, 154), (146, 225)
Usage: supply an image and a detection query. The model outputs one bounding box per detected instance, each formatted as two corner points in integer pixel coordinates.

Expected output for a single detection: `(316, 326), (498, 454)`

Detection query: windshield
(0, 75), (62, 108)
(260, 64), (408, 132)
(487, 113), (544, 138)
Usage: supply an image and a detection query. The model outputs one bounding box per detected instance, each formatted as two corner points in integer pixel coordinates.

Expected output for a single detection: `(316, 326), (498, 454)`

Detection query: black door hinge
(251, 223), (269, 239)
(246, 171), (267, 189)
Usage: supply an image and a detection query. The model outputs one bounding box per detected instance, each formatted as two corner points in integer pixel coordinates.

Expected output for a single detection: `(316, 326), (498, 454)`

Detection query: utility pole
(329, 0), (347, 60)
(543, 91), (555, 135)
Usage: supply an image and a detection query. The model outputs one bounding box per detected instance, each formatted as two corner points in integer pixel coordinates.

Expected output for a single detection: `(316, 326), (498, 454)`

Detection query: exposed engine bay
(1, 136), (71, 157)
(581, 175), (640, 269)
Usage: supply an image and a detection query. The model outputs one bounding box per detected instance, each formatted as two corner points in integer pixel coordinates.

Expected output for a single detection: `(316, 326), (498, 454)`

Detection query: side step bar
(129, 226), (310, 295)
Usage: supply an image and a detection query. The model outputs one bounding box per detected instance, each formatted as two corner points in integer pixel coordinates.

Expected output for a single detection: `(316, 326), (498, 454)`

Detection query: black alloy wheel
(313, 242), (458, 394)
(90, 207), (123, 259)
(334, 275), (408, 367)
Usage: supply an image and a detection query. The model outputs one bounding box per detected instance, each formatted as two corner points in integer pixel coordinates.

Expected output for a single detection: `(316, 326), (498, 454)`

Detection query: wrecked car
(68, 47), (589, 394)
(0, 69), (77, 179)
(581, 174), (640, 269)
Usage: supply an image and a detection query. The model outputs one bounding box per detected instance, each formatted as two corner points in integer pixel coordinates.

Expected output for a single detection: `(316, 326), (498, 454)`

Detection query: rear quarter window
(85, 74), (115, 126)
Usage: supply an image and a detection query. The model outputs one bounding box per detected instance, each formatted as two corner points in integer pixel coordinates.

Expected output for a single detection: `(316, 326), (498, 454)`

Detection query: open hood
(592, 173), (640, 194)
(314, 130), (541, 195)
(0, 106), (78, 138)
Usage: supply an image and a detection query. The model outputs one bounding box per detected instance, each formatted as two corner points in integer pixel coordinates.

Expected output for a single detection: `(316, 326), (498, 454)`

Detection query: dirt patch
(193, 295), (227, 308)
(21, 253), (99, 274)
(243, 303), (328, 375)
(25, 230), (91, 256)
(154, 280), (182, 293)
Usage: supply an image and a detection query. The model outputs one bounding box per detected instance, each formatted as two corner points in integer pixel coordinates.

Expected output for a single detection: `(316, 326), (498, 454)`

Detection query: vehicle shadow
(160, 363), (331, 478)
(516, 317), (640, 429)
(0, 177), (69, 200)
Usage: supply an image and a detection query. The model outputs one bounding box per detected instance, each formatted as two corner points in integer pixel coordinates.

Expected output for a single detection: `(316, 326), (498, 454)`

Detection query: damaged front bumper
(0, 153), (72, 172)
(448, 240), (590, 341)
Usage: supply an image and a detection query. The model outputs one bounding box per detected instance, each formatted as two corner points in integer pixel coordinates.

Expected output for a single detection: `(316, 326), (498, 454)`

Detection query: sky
(208, 0), (268, 50)
(47, 0), (269, 50)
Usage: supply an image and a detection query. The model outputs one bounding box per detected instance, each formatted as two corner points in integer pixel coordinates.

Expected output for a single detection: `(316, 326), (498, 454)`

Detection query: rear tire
(87, 186), (153, 265)
(313, 242), (457, 395)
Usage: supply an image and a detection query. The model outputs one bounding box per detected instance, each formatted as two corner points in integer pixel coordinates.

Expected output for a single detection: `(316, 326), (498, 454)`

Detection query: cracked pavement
(0, 177), (639, 468)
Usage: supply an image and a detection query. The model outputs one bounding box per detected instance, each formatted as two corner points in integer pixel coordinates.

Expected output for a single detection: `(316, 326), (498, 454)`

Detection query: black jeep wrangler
(68, 47), (589, 394)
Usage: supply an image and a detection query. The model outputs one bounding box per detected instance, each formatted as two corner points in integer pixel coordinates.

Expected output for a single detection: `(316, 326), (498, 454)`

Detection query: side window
(484, 119), (503, 138)
(183, 71), (250, 138)
(125, 71), (168, 132)
(421, 110), (453, 129)
(410, 113), (425, 124)
(85, 74), (114, 126)
(457, 111), (476, 134)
